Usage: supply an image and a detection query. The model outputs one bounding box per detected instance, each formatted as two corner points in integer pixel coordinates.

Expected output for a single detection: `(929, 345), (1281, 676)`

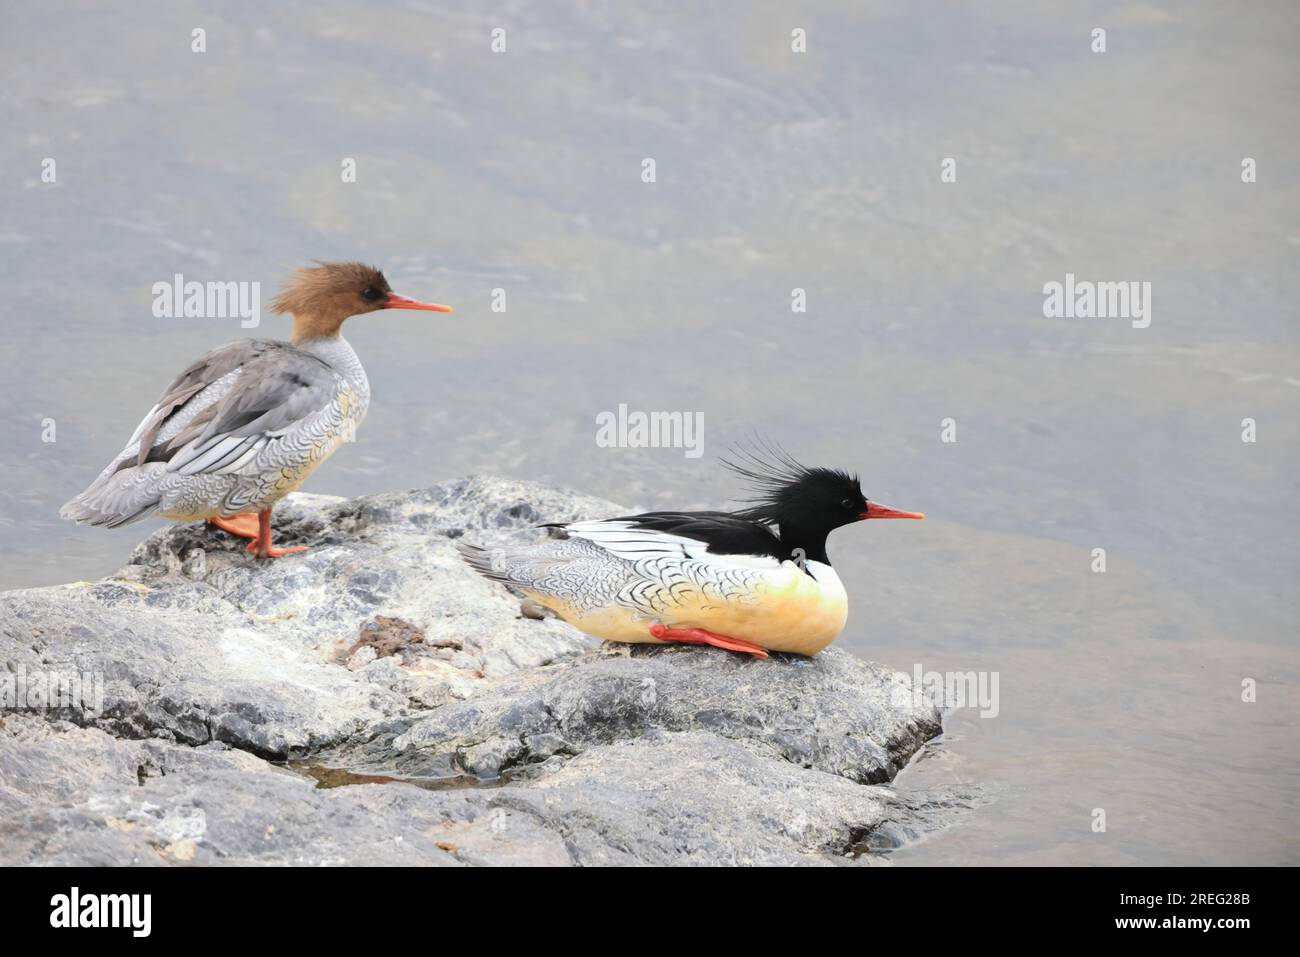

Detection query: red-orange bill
(862, 501), (925, 520)
(385, 293), (453, 312)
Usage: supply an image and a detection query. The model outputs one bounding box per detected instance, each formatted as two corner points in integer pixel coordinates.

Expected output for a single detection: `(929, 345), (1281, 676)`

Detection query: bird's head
(272, 261), (452, 340)
(724, 445), (924, 541)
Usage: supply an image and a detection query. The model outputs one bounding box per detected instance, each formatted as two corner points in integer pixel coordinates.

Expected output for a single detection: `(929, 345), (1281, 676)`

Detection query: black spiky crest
(721, 440), (863, 528)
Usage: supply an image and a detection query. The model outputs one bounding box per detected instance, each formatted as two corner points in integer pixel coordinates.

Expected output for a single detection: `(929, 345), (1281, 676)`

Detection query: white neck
(298, 335), (370, 399)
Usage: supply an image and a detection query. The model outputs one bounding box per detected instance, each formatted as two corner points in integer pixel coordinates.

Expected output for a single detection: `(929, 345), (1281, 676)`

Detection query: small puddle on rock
(287, 761), (498, 792)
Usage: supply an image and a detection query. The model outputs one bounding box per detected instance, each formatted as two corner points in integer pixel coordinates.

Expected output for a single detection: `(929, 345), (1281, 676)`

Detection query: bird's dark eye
(841, 498), (855, 509)
(361, 287), (382, 302)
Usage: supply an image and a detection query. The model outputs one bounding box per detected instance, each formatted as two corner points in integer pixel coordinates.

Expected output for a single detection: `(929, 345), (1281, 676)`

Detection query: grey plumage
(458, 523), (771, 619)
(61, 259), (453, 543)
(61, 336), (368, 527)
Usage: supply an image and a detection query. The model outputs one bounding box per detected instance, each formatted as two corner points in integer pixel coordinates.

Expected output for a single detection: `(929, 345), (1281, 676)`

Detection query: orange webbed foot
(245, 540), (308, 559)
(208, 512), (260, 540)
(648, 623), (769, 659)
(240, 508), (307, 559)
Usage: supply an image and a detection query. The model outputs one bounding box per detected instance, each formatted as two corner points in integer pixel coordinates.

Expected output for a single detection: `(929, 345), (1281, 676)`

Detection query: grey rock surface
(0, 476), (948, 866)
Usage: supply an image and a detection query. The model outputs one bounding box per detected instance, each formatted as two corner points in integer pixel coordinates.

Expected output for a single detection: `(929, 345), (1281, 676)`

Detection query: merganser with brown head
(459, 446), (924, 658)
(61, 261), (452, 557)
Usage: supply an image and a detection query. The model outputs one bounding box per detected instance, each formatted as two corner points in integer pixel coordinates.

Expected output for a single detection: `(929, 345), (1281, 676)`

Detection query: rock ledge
(0, 476), (944, 866)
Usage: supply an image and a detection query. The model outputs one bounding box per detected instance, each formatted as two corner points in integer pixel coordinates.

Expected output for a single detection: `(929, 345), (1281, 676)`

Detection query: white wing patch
(168, 434), (269, 475)
(561, 520), (783, 570)
(125, 404), (160, 447)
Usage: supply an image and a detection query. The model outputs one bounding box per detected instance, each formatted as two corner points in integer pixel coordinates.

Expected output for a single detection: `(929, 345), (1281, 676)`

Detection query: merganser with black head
(459, 447), (924, 658)
(61, 261), (452, 557)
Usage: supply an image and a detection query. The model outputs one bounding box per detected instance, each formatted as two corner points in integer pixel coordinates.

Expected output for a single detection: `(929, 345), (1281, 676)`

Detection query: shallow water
(1, 1), (1296, 864)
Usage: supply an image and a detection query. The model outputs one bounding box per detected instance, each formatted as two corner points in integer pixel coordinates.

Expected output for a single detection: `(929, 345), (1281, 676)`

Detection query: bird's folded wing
(557, 511), (785, 568)
(120, 340), (344, 478)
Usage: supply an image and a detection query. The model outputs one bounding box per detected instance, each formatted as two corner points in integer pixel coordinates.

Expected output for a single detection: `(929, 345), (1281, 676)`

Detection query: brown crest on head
(272, 261), (393, 341)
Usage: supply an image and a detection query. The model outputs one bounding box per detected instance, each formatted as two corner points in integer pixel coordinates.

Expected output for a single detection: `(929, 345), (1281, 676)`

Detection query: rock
(0, 476), (946, 866)
(518, 598), (550, 620)
(336, 643), (934, 786)
(346, 615), (427, 663)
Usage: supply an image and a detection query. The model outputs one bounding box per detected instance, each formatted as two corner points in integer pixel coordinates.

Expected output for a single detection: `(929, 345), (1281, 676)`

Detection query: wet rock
(0, 476), (945, 866)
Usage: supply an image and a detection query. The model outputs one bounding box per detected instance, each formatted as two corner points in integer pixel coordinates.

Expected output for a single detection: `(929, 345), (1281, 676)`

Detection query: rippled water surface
(1, 1), (1297, 864)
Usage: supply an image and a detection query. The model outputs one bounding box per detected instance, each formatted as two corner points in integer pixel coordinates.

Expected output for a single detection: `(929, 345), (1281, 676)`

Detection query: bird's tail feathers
(60, 464), (164, 528)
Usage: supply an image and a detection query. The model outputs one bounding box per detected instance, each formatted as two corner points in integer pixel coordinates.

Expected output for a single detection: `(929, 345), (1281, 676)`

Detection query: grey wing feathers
(131, 341), (339, 472)
(158, 354), (341, 476)
(130, 340), (252, 465)
(457, 537), (632, 613)
(456, 543), (511, 584)
(60, 340), (343, 526)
